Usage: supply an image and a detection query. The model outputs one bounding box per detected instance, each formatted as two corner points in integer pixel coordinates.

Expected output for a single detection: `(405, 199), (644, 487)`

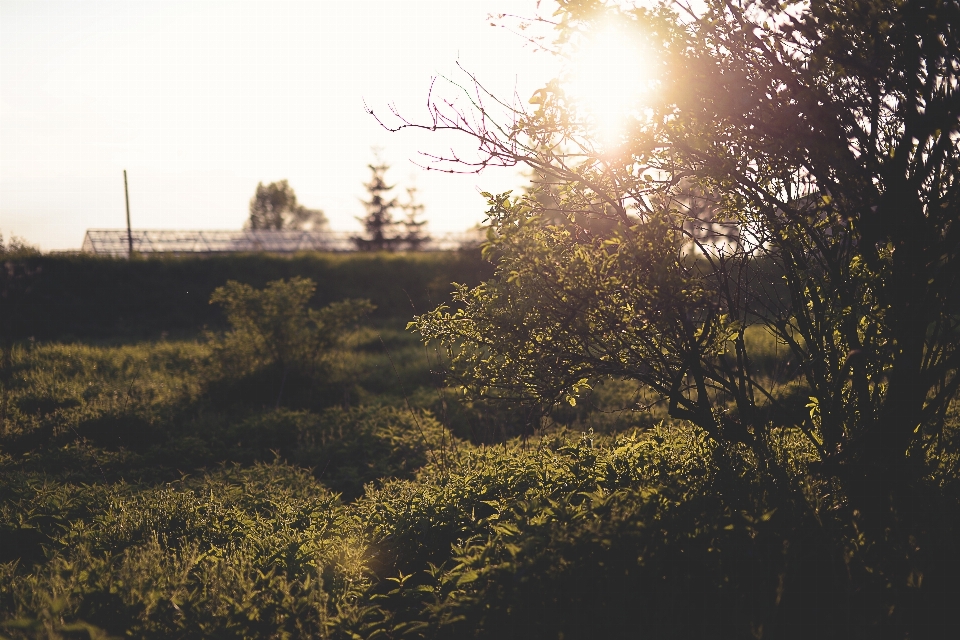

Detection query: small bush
(0, 462), (366, 640)
(210, 277), (373, 376)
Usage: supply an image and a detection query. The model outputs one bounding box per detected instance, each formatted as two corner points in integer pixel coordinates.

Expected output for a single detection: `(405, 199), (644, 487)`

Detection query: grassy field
(1, 273), (958, 638)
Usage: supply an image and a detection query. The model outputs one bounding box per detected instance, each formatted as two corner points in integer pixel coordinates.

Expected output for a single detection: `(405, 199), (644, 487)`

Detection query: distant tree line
(245, 154), (430, 252)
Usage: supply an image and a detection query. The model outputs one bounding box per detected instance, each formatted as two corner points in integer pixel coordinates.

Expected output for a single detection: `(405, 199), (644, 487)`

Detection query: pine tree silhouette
(353, 155), (402, 251)
(400, 187), (430, 251)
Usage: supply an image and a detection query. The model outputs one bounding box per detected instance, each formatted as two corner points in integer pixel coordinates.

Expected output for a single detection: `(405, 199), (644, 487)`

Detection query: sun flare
(561, 22), (657, 147)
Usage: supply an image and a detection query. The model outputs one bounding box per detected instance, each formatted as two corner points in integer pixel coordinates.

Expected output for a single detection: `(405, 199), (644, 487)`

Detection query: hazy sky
(1, 0), (560, 250)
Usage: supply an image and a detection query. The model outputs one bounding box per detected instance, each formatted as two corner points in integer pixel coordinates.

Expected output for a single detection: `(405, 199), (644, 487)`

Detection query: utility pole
(124, 170), (133, 258)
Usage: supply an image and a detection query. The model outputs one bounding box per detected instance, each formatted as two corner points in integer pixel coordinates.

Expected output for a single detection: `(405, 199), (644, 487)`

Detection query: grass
(1, 318), (957, 638)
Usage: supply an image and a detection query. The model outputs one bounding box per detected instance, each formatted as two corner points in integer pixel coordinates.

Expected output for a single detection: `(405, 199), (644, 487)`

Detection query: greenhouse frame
(80, 229), (478, 257)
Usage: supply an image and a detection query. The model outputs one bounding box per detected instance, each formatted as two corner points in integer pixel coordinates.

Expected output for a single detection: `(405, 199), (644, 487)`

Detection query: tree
(400, 186), (431, 250)
(354, 155), (402, 251)
(391, 0), (960, 625)
(246, 180), (327, 231)
(0, 233), (39, 259)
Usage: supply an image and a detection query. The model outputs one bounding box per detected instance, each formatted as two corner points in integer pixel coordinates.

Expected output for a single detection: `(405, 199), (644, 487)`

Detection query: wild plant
(209, 277), (373, 407)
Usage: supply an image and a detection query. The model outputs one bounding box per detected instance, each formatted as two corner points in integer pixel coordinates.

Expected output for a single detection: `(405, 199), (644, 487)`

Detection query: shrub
(0, 462), (367, 640)
(209, 277), (373, 406)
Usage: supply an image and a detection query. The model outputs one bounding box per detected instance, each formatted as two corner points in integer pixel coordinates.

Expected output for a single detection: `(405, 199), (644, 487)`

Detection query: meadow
(1, 253), (958, 639)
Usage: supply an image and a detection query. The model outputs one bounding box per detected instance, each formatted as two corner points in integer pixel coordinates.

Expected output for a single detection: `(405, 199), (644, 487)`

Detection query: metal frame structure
(80, 229), (481, 257)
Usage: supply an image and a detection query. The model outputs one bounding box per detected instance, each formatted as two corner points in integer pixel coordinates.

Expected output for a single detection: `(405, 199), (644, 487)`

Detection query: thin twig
(379, 334), (444, 475)
(120, 358), (146, 415)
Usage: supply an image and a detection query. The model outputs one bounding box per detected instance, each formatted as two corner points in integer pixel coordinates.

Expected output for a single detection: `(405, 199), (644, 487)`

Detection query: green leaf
(457, 571), (480, 585)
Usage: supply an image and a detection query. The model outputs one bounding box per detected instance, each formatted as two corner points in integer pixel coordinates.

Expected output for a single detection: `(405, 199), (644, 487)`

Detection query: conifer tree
(354, 155), (401, 251)
(400, 187), (430, 251)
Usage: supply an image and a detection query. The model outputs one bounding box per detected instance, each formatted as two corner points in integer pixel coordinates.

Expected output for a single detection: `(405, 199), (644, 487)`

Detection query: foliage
(0, 251), (493, 341)
(0, 234), (40, 260)
(4, 1), (960, 630)
(209, 277), (373, 382)
(2, 329), (959, 636)
(0, 333), (449, 484)
(0, 327), (454, 637)
(220, 406), (449, 500)
(402, 2), (960, 516)
(382, 0), (960, 630)
(1, 233), (42, 382)
(0, 461), (364, 639)
(353, 156), (433, 252)
(355, 154), (403, 251)
(246, 180), (327, 231)
(342, 424), (890, 639)
(417, 202), (726, 425)
(400, 187), (431, 251)
(408, 0), (960, 477)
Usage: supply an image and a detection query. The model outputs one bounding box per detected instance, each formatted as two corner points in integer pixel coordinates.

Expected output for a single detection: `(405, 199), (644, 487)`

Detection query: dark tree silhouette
(400, 187), (430, 251)
(387, 0), (960, 632)
(247, 180), (327, 231)
(354, 156), (402, 251)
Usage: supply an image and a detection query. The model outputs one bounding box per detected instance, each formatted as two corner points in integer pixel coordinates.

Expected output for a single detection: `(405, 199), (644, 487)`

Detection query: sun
(561, 21), (657, 147)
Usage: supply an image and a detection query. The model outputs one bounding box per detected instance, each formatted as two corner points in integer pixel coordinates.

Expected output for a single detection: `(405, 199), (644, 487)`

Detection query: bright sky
(0, 0), (560, 251)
